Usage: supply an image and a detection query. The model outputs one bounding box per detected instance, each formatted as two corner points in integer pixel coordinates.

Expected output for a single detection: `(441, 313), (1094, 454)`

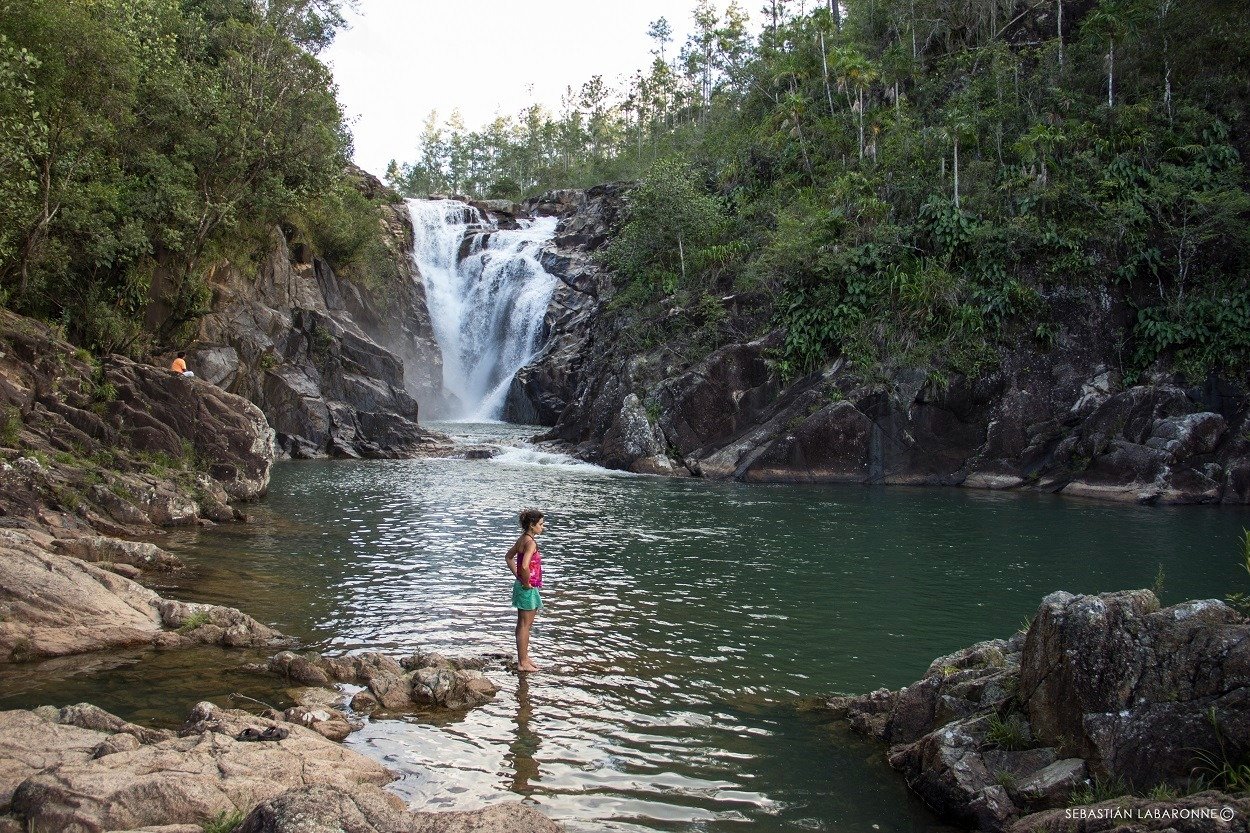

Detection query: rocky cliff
(827, 589), (1250, 832)
(0, 309), (288, 661)
(190, 169), (451, 459)
(506, 187), (1250, 505)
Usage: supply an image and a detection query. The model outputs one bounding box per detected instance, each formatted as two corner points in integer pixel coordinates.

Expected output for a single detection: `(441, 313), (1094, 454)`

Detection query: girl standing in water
(506, 509), (545, 672)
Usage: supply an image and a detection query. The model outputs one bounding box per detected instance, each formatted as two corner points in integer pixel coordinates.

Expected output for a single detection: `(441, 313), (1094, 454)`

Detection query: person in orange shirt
(169, 352), (194, 377)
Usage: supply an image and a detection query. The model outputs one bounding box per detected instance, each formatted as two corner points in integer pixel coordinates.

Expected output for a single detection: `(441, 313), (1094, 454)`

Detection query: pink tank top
(527, 549), (543, 587)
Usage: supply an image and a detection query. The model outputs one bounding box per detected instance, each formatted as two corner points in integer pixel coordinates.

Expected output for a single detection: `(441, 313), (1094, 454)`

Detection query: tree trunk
(820, 31), (835, 117)
(677, 232), (686, 284)
(829, 0), (841, 30)
(953, 136), (960, 209)
(1057, 0), (1064, 69)
(858, 87), (865, 160)
(1107, 39), (1115, 107)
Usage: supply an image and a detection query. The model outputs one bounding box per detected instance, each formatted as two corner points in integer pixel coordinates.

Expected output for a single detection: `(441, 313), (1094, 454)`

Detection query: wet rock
(236, 784), (562, 833)
(281, 706), (358, 742)
(52, 536), (183, 572)
(193, 179), (450, 456)
(410, 667), (500, 710)
(268, 652), (331, 687)
(1019, 590), (1250, 787)
(267, 650), (502, 714)
(835, 590), (1250, 832)
(348, 690), (379, 713)
(602, 393), (668, 472)
(286, 688), (346, 710)
(158, 601), (286, 650)
(1012, 758), (1086, 811)
(7, 701), (395, 833)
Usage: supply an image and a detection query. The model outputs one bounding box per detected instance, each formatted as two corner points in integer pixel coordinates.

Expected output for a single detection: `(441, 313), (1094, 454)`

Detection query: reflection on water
(1, 420), (1244, 832)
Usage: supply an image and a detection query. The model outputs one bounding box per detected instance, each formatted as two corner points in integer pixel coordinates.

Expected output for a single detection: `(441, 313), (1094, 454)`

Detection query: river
(2, 422), (1244, 832)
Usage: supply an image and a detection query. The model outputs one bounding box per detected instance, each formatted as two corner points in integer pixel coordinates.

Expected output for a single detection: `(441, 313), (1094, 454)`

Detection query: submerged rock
(267, 650), (501, 714)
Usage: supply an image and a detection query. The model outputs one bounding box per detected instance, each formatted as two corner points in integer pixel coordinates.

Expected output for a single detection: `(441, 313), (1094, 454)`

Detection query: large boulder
(1, 702), (560, 833)
(0, 529), (287, 662)
(237, 785), (561, 833)
(266, 651), (501, 714)
(1018, 590), (1250, 788)
(832, 590), (1250, 832)
(7, 702), (394, 832)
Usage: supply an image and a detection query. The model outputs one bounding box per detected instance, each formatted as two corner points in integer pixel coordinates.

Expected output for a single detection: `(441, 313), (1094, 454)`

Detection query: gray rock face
(1019, 591), (1250, 788)
(503, 188), (1250, 504)
(191, 169), (449, 459)
(832, 590), (1250, 832)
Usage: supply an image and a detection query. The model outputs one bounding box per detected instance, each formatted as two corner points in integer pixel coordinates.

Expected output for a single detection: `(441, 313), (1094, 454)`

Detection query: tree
(1084, 0), (1150, 108)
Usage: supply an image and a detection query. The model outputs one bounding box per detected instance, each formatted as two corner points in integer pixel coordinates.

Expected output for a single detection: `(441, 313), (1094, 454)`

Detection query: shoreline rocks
(827, 590), (1250, 832)
(0, 701), (558, 833)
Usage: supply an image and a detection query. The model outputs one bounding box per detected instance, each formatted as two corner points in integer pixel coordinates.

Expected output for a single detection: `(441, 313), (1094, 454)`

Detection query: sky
(323, 0), (717, 177)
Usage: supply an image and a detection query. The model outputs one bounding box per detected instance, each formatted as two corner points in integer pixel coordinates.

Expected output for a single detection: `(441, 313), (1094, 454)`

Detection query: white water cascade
(408, 198), (559, 421)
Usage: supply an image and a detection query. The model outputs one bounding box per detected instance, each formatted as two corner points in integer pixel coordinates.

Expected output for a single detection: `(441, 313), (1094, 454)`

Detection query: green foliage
(1225, 530), (1250, 618)
(202, 808), (243, 833)
(986, 714), (1033, 751)
(1145, 783), (1180, 801)
(1192, 706), (1250, 794)
(1070, 775), (1130, 805)
(382, 0), (1250, 387)
(0, 405), (20, 446)
(0, 0), (355, 351)
(178, 609), (212, 633)
(605, 157), (731, 297)
(290, 180), (396, 291)
(1151, 563), (1166, 601)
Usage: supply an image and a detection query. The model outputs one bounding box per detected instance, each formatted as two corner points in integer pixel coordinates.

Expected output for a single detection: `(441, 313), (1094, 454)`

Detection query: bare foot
(518, 662), (540, 673)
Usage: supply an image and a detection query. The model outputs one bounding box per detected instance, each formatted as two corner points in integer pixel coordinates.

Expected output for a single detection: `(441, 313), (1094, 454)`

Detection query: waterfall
(407, 198), (558, 421)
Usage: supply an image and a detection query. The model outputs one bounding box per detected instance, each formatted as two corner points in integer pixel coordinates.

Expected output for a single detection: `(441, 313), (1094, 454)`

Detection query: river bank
(461, 188), (1250, 507)
(828, 589), (1250, 832)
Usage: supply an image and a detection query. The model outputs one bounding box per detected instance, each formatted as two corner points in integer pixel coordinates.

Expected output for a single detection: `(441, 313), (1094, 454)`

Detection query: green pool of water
(3, 422), (1244, 832)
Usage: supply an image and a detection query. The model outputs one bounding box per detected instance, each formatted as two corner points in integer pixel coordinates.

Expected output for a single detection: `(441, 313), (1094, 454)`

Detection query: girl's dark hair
(519, 509), (544, 531)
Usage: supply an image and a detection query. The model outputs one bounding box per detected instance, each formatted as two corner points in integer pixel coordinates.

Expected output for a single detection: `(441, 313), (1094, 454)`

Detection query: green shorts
(512, 581), (543, 611)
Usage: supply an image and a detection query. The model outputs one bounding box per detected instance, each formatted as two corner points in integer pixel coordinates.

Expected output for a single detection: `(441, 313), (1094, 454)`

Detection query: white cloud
(324, 0), (724, 176)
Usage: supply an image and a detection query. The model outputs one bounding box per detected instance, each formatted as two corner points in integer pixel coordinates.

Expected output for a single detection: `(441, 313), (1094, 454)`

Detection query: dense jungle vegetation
(0, 0), (383, 356)
(389, 0), (1250, 385)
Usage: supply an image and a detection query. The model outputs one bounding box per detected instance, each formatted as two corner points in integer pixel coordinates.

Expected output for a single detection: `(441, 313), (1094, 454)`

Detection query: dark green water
(2, 422), (1245, 832)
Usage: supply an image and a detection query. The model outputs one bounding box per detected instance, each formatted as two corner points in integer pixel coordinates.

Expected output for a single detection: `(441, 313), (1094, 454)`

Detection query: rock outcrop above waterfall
(0, 701), (560, 833)
(507, 186), (1250, 505)
(0, 308), (290, 661)
(827, 589), (1250, 832)
(190, 166), (451, 459)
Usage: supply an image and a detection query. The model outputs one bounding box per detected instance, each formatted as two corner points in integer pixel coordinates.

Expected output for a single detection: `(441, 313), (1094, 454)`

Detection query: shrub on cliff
(0, 0), (357, 355)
